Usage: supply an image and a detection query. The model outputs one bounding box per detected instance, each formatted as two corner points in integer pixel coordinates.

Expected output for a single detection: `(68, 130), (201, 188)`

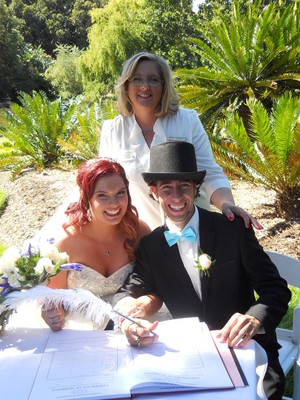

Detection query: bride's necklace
(97, 240), (111, 256)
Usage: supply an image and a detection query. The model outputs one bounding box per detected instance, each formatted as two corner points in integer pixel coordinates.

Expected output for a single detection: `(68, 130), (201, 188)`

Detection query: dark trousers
(263, 356), (285, 400)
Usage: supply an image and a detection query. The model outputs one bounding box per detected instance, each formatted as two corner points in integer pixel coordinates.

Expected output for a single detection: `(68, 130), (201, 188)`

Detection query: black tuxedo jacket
(115, 207), (291, 399)
(116, 207), (290, 346)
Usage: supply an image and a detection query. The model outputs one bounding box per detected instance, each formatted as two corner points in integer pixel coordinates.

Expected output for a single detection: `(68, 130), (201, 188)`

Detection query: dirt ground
(0, 169), (299, 259)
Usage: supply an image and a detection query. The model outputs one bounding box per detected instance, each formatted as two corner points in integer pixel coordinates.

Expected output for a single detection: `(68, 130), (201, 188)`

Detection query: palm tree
(58, 99), (116, 165)
(177, 0), (300, 131)
(0, 91), (77, 178)
(210, 92), (300, 220)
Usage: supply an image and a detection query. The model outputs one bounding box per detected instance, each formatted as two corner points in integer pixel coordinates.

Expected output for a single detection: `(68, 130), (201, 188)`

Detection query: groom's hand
(216, 312), (262, 348)
(122, 319), (159, 347)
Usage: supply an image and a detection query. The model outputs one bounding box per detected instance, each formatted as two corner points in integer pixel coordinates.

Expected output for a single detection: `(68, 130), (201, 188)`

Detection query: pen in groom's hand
(112, 309), (158, 337)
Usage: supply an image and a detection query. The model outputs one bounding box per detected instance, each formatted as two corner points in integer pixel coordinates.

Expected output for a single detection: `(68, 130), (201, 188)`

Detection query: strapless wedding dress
(66, 263), (133, 330)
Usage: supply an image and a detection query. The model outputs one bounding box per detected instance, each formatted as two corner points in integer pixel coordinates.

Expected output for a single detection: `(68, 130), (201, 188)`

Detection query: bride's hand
(114, 296), (145, 319)
(114, 295), (163, 320)
(41, 302), (65, 331)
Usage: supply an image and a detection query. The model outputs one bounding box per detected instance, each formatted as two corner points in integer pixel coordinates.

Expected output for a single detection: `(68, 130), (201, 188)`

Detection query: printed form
(28, 318), (235, 400)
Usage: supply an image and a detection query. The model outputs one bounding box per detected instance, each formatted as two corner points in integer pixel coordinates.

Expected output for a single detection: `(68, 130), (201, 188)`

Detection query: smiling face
(89, 173), (129, 225)
(128, 60), (163, 114)
(150, 180), (196, 229)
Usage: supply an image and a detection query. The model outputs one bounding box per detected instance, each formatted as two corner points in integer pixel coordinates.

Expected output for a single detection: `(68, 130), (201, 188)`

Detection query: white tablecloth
(0, 305), (267, 400)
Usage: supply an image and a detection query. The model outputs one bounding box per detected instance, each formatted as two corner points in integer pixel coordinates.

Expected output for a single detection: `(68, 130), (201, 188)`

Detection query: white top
(166, 207), (202, 299)
(100, 108), (230, 229)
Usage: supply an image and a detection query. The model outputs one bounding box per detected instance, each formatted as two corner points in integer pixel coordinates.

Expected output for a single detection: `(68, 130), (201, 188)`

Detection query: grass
(0, 243), (7, 256)
(280, 285), (300, 398)
(280, 286), (300, 330)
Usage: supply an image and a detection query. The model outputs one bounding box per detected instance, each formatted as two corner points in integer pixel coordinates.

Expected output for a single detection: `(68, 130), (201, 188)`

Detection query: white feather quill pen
(3, 286), (158, 336)
(3, 286), (114, 329)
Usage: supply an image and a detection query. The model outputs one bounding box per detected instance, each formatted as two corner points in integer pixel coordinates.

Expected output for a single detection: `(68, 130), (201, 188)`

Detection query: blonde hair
(115, 52), (179, 117)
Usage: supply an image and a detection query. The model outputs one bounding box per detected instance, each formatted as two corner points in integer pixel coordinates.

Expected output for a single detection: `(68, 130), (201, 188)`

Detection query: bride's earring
(87, 209), (92, 222)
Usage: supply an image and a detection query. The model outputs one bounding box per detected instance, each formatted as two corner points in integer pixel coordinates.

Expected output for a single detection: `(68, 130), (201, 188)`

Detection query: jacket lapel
(198, 208), (216, 320)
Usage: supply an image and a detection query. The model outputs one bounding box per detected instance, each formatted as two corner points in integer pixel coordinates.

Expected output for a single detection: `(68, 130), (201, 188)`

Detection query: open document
(28, 317), (241, 400)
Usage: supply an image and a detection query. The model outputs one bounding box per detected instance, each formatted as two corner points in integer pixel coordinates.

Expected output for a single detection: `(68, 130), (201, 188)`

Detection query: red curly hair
(63, 158), (139, 262)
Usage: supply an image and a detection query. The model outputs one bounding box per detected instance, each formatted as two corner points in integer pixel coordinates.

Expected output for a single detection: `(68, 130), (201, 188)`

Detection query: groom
(115, 141), (291, 400)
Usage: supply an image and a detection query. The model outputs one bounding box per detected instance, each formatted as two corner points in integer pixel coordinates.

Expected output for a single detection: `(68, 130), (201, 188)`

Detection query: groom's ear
(149, 185), (159, 202)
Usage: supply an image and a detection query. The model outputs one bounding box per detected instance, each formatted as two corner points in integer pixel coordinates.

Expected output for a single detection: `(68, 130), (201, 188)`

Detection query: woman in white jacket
(100, 52), (261, 230)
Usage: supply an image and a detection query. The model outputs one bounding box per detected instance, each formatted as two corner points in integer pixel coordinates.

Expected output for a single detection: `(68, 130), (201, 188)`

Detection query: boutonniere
(194, 246), (216, 277)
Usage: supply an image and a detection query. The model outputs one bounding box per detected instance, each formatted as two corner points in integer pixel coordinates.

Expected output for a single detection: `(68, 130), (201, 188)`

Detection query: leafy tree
(45, 45), (84, 99)
(0, 0), (24, 101)
(211, 92), (300, 220)
(0, 1), (52, 101)
(196, 0), (233, 22)
(80, 0), (202, 98)
(71, 0), (108, 49)
(17, 43), (52, 94)
(9, 0), (107, 55)
(0, 91), (77, 178)
(142, 0), (201, 69)
(177, 0), (300, 131)
(80, 0), (146, 99)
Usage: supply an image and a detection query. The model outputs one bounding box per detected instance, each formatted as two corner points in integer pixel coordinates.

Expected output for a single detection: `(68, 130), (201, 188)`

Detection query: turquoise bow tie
(164, 226), (197, 247)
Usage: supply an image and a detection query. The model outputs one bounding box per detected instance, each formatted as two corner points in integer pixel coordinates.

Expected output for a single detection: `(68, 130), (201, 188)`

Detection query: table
(0, 306), (267, 400)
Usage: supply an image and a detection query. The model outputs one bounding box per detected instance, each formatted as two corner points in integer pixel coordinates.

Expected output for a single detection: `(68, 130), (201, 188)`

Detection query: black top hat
(142, 141), (206, 185)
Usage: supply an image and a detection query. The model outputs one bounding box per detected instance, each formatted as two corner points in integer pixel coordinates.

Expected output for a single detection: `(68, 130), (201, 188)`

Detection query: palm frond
(177, 1), (300, 131)
(271, 92), (300, 167)
(213, 92), (300, 218)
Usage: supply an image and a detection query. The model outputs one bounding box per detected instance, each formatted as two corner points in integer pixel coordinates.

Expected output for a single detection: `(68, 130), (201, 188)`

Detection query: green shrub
(0, 91), (77, 178)
(0, 189), (7, 212)
(211, 92), (300, 220)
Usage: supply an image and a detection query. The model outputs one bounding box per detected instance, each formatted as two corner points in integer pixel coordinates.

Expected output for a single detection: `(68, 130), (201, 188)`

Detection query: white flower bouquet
(0, 238), (81, 332)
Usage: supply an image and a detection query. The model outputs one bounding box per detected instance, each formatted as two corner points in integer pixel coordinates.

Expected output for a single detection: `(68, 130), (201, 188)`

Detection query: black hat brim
(142, 170), (206, 185)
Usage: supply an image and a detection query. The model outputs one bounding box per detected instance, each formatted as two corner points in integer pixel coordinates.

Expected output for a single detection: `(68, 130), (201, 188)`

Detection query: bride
(41, 157), (158, 331)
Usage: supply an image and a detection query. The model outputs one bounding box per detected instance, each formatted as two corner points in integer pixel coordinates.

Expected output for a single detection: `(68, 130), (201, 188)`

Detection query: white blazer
(99, 107), (230, 229)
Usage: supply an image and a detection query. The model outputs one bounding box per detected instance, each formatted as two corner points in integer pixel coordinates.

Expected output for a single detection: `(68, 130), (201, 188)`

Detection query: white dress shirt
(100, 108), (230, 229)
(166, 207), (202, 300)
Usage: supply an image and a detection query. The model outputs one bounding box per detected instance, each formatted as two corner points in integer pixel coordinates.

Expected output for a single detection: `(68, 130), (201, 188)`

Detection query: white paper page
(28, 329), (132, 400)
(0, 328), (49, 400)
(138, 340), (257, 400)
(28, 318), (234, 400)
(129, 318), (234, 394)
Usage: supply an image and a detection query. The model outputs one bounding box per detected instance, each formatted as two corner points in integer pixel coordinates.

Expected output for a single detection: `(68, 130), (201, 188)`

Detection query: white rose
(0, 246), (21, 272)
(7, 270), (23, 287)
(35, 257), (55, 274)
(56, 251), (69, 263)
(39, 242), (61, 263)
(199, 254), (212, 270)
(1, 264), (18, 278)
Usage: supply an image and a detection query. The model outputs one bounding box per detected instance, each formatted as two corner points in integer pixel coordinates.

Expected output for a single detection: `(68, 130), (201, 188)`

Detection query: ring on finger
(135, 336), (141, 347)
(132, 325), (138, 336)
